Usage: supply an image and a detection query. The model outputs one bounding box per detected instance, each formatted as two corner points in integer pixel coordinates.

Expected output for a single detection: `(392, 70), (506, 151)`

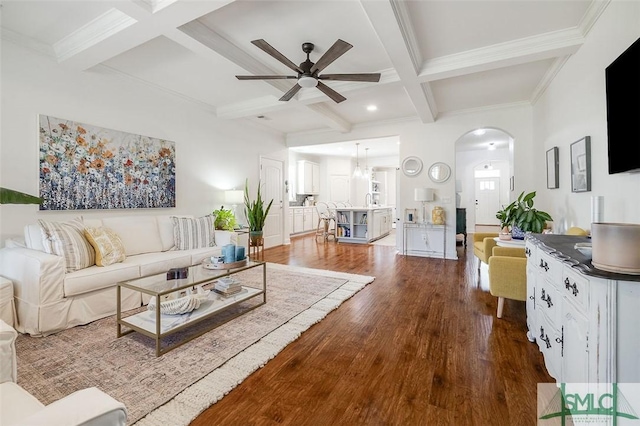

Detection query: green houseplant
(496, 191), (552, 237)
(212, 207), (237, 231)
(244, 179), (273, 244)
(0, 187), (42, 205)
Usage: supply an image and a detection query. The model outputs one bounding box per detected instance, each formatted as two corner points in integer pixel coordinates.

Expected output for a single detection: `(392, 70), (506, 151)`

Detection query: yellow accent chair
(566, 226), (588, 236)
(488, 246), (527, 318)
(472, 232), (499, 271)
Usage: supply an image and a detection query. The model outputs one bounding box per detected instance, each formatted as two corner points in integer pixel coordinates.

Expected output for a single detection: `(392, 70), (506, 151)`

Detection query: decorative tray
(202, 258), (247, 270)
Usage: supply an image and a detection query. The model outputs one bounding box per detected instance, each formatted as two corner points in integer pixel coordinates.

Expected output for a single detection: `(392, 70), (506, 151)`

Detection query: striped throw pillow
(171, 215), (216, 250)
(84, 226), (126, 266)
(39, 217), (96, 272)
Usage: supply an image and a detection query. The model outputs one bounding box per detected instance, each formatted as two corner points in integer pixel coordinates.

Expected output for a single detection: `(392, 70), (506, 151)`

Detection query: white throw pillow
(39, 217), (95, 272)
(171, 215), (215, 250)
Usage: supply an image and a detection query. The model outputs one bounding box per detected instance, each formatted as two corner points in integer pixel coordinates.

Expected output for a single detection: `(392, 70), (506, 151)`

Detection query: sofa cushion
(171, 215), (215, 250)
(124, 252), (192, 277)
(101, 216), (163, 256)
(84, 227), (126, 266)
(39, 218), (95, 273)
(0, 382), (45, 426)
(63, 262), (141, 297)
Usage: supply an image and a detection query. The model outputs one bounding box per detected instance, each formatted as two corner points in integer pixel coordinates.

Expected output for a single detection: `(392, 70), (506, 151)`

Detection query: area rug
(370, 228), (397, 247)
(14, 263), (375, 425)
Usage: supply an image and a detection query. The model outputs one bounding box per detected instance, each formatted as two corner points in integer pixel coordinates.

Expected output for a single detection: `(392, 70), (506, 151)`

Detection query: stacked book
(213, 278), (243, 296)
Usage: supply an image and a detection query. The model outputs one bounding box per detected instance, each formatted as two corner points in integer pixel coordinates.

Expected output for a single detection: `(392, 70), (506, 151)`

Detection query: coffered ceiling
(1, 0), (607, 148)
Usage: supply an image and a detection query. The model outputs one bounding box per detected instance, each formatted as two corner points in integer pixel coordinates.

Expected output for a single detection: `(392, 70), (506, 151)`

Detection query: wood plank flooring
(190, 232), (553, 425)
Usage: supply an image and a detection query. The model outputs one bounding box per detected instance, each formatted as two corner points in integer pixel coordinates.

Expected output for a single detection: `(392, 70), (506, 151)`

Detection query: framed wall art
(546, 147), (559, 189)
(39, 115), (176, 210)
(405, 208), (417, 223)
(570, 136), (591, 193)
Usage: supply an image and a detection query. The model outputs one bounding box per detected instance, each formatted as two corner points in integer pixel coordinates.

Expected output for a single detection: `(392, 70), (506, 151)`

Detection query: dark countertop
(527, 234), (640, 282)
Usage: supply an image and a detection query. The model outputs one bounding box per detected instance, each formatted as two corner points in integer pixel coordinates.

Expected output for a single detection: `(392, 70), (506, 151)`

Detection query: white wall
(532, 1), (640, 233)
(0, 41), (287, 243)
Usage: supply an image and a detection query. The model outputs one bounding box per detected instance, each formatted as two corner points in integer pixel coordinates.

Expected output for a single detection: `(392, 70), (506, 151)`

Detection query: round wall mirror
(402, 156), (423, 176)
(428, 162), (451, 183)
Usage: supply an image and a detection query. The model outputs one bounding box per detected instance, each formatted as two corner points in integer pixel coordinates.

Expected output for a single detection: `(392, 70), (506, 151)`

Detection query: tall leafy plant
(244, 179), (273, 232)
(0, 187), (42, 205)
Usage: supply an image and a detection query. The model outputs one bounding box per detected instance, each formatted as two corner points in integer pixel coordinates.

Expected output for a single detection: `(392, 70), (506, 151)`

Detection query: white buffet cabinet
(335, 207), (392, 244)
(525, 234), (640, 384)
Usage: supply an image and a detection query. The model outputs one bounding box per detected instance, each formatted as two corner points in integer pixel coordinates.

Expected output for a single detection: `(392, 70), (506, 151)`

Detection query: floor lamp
(414, 188), (435, 223)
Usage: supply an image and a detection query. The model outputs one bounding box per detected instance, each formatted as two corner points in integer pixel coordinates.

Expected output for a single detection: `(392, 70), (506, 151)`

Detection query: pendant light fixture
(364, 147), (370, 179)
(353, 142), (363, 178)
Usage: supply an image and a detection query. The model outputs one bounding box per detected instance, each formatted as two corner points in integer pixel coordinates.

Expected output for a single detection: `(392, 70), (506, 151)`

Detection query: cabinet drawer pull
(540, 288), (553, 308)
(539, 259), (549, 271)
(540, 327), (552, 349)
(564, 277), (579, 297)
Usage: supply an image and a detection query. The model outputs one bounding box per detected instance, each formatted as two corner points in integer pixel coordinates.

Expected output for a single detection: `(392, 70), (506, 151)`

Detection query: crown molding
(53, 8), (137, 62)
(578, 0), (610, 36)
(530, 55), (570, 106)
(1, 27), (56, 58)
(419, 28), (584, 82)
(437, 101), (531, 120)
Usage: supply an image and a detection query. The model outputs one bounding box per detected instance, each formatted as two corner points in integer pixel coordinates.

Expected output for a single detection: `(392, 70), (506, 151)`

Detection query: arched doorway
(454, 128), (514, 232)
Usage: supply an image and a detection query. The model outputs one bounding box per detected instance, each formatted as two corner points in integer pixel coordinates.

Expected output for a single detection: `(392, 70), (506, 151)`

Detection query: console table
(402, 222), (446, 259)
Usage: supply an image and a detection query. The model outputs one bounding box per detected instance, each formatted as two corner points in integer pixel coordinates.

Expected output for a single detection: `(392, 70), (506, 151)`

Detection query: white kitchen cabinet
(293, 208), (304, 234)
(297, 161), (320, 195)
(526, 234), (640, 385)
(290, 207), (317, 234)
(288, 209), (294, 236)
(303, 207), (314, 232)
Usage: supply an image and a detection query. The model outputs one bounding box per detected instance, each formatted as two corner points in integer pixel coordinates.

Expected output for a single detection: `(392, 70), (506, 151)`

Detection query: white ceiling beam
(305, 104), (351, 133)
(360, 0), (436, 123)
(418, 28), (585, 82)
(58, 0), (234, 71)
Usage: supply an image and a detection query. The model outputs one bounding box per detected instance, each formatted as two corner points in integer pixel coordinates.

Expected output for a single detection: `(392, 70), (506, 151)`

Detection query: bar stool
(315, 202), (336, 241)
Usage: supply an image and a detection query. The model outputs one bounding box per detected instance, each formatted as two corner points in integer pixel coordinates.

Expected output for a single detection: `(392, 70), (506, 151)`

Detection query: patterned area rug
(15, 263), (374, 425)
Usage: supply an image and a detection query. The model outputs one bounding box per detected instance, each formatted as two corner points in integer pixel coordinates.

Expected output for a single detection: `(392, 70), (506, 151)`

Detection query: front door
(260, 157), (284, 248)
(475, 177), (501, 225)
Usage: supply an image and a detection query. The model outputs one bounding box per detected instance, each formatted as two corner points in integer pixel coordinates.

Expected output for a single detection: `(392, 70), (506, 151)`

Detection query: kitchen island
(334, 206), (393, 244)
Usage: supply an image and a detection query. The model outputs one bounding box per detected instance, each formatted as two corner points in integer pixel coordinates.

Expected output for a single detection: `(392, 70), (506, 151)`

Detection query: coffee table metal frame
(117, 260), (266, 356)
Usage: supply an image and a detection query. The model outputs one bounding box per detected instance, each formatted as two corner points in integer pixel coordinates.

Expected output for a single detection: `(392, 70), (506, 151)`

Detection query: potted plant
(212, 206), (237, 231)
(496, 191), (552, 239)
(495, 203), (516, 240)
(0, 187), (42, 205)
(244, 179), (273, 245)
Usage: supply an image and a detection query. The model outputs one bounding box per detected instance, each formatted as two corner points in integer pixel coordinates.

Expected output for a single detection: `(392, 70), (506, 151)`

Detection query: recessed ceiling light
(474, 128), (486, 136)
(366, 105), (378, 111)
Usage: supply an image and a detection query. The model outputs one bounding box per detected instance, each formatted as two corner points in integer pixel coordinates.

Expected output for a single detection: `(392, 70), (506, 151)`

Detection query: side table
(249, 236), (264, 260)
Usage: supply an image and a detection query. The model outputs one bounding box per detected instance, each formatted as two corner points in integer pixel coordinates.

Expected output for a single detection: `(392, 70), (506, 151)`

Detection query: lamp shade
(225, 190), (244, 205)
(414, 188), (434, 202)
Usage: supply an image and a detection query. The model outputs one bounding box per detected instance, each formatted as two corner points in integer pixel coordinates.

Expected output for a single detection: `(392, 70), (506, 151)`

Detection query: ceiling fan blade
(310, 39), (352, 74)
(236, 75), (297, 80)
(316, 81), (346, 103)
(252, 39), (303, 74)
(279, 84), (302, 101)
(319, 73), (381, 82)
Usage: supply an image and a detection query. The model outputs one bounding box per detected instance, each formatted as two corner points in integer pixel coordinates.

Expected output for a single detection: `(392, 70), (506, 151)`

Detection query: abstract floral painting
(39, 115), (176, 210)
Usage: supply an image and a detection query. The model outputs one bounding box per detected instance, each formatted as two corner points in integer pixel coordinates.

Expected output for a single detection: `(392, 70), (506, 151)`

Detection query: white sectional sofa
(0, 215), (236, 336)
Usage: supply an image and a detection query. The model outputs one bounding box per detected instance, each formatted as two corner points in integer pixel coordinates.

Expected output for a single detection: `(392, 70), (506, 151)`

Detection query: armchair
(472, 232), (499, 271)
(0, 320), (127, 426)
(488, 246), (527, 318)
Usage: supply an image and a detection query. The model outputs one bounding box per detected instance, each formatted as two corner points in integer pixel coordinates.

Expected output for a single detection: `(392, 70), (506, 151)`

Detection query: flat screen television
(605, 36), (640, 174)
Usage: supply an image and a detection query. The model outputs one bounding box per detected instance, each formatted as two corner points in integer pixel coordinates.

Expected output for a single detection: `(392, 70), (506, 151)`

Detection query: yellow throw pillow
(84, 227), (126, 266)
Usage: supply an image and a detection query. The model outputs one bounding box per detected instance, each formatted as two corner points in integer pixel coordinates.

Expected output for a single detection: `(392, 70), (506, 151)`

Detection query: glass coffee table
(117, 260), (266, 356)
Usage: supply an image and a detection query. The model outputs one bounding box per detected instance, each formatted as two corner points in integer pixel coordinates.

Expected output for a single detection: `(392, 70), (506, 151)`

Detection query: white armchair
(0, 320), (128, 426)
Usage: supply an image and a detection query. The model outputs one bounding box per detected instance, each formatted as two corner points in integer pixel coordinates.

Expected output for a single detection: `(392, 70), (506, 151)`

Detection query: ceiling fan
(236, 39), (381, 103)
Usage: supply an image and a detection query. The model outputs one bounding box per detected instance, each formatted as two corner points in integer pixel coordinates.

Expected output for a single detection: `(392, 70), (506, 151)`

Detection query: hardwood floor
(190, 233), (553, 425)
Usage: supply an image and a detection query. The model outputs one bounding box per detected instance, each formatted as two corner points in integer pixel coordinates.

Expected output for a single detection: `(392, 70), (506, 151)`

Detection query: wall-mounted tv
(605, 36), (640, 174)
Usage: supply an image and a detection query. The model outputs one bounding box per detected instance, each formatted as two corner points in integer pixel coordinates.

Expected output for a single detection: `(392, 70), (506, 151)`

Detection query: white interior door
(475, 177), (501, 225)
(260, 157), (284, 248)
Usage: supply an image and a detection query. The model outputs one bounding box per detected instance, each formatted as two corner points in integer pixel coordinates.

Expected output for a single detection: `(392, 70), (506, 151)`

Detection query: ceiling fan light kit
(236, 39), (381, 103)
